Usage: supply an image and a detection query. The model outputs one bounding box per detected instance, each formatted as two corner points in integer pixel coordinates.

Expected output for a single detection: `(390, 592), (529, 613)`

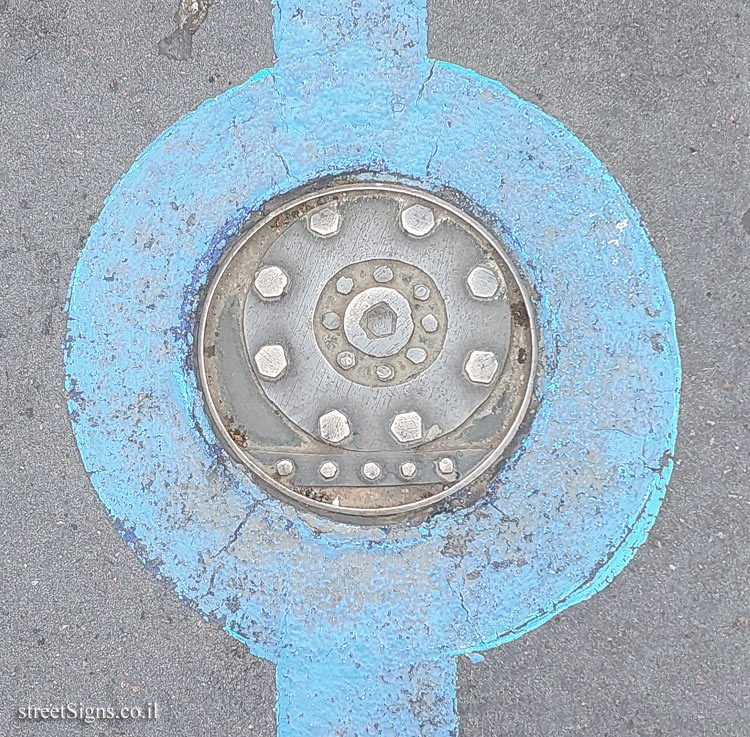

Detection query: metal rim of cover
(197, 182), (538, 520)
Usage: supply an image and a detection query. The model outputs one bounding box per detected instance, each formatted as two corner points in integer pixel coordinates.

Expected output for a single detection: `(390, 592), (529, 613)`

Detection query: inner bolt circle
(313, 258), (448, 387)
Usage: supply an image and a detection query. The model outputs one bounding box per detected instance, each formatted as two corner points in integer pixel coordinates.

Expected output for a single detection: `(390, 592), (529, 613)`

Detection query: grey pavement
(1, 1), (748, 735)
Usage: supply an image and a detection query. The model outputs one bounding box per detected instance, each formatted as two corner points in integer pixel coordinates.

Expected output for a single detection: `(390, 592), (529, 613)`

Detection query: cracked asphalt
(1, 0), (748, 735)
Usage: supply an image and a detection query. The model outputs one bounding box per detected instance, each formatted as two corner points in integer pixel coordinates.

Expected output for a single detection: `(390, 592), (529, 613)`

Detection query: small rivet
(421, 314), (438, 333)
(413, 284), (430, 301)
(337, 351), (356, 370)
(375, 365), (395, 381)
(373, 265), (394, 283)
(406, 347), (427, 365)
(322, 312), (341, 330)
(276, 459), (294, 476)
(362, 462), (381, 481)
(400, 461), (417, 479)
(437, 457), (455, 475)
(336, 276), (354, 295)
(319, 461), (338, 480)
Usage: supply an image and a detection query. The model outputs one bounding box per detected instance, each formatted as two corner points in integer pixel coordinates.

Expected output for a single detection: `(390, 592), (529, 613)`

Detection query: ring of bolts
(312, 256), (448, 386)
(249, 203), (505, 486)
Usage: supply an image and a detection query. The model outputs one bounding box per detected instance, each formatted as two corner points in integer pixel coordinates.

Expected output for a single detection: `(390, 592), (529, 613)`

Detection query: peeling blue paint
(65, 1), (680, 735)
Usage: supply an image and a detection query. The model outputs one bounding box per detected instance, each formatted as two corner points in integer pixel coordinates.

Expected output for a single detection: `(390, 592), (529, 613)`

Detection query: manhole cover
(197, 182), (536, 518)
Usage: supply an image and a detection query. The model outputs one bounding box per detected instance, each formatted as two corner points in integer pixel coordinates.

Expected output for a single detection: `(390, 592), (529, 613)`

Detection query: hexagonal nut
(467, 266), (501, 299)
(400, 204), (435, 237)
(254, 266), (288, 299)
(318, 409), (351, 443)
(276, 459), (294, 476)
(406, 347), (427, 365)
(253, 344), (288, 379)
(390, 411), (423, 443)
(362, 462), (381, 481)
(437, 457), (455, 475)
(375, 364), (395, 381)
(464, 350), (499, 385)
(400, 461), (417, 479)
(319, 461), (338, 480)
(308, 207), (341, 237)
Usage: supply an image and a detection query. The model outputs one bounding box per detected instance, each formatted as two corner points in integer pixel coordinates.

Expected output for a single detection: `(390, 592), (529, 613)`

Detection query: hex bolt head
(401, 204), (436, 237)
(276, 459), (294, 476)
(406, 347), (428, 365)
(437, 457), (455, 475)
(413, 284), (430, 301)
(400, 461), (417, 479)
(337, 351), (356, 370)
(322, 312), (341, 330)
(390, 411), (424, 443)
(308, 207), (341, 237)
(254, 266), (288, 300)
(362, 462), (382, 481)
(421, 314), (438, 333)
(253, 344), (288, 379)
(318, 409), (351, 443)
(373, 265), (394, 283)
(467, 266), (500, 299)
(375, 364), (395, 381)
(336, 276), (354, 295)
(464, 350), (499, 385)
(319, 461), (339, 480)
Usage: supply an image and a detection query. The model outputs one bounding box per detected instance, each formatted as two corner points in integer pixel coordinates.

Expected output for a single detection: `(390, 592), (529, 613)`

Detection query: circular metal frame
(196, 182), (538, 519)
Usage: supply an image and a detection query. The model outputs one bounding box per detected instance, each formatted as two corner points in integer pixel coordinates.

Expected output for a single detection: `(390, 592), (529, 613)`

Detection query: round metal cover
(197, 183), (536, 518)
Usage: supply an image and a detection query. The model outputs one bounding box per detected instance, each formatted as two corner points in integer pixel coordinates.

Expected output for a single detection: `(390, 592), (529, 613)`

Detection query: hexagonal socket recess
(196, 181), (537, 522)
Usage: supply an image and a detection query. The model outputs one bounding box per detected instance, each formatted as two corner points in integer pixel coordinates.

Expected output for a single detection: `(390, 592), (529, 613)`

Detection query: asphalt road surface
(1, 1), (748, 735)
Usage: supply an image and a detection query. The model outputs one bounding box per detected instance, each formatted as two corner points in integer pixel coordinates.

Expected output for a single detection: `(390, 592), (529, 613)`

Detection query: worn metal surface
(62, 0), (679, 735)
(199, 183), (533, 515)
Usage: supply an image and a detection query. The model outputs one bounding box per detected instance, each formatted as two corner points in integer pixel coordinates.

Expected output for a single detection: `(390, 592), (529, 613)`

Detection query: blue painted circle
(66, 61), (679, 663)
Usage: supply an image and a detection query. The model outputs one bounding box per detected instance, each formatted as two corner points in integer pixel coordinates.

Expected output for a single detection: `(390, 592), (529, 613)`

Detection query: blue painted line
(65, 0), (680, 734)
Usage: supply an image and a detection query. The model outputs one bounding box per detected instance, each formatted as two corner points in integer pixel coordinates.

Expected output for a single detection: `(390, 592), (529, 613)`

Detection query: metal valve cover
(198, 182), (536, 518)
